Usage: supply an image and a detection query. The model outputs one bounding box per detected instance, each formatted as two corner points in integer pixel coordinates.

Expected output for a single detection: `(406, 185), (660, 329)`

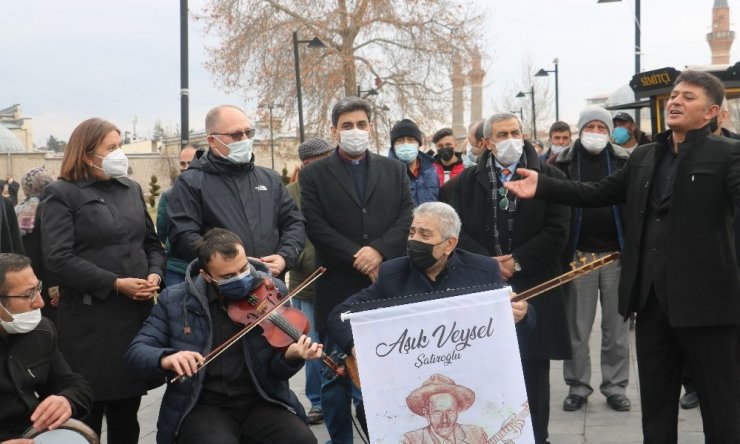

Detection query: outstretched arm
(503, 168), (539, 199)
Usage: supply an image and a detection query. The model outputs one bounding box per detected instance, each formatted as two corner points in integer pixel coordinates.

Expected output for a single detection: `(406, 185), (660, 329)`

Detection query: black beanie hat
(390, 119), (423, 147)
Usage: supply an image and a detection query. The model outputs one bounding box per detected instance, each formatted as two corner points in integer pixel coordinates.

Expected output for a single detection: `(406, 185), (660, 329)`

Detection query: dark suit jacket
(442, 144), (572, 360)
(300, 150), (414, 333)
(536, 127), (740, 327)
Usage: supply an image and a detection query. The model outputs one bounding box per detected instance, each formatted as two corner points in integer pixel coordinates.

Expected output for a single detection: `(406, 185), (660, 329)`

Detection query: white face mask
(493, 138), (524, 166)
(339, 129), (370, 156)
(550, 144), (569, 155)
(580, 132), (609, 154)
(0, 308), (41, 334)
(215, 137), (254, 164)
(462, 142), (478, 167)
(95, 149), (129, 178)
(395, 143), (419, 164)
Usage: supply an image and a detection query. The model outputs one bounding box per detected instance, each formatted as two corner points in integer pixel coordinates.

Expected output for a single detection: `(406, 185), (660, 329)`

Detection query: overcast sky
(1, 0), (738, 146)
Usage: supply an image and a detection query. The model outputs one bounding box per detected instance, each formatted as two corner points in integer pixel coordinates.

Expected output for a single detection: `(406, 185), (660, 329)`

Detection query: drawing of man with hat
(401, 374), (490, 444)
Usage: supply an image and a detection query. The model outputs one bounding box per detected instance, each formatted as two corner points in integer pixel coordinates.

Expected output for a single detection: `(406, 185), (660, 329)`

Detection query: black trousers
(177, 401), (317, 444)
(84, 397), (141, 444)
(636, 293), (740, 444)
(522, 358), (550, 444)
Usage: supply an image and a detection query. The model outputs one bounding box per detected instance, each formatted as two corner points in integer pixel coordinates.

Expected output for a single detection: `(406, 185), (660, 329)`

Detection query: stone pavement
(114, 308), (704, 443)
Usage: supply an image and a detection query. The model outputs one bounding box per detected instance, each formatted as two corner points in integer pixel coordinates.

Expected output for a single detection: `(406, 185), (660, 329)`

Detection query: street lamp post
(598, 0), (641, 130)
(510, 108), (524, 122)
(179, 0), (189, 145)
(260, 103), (283, 170)
(292, 32), (326, 143)
(535, 58), (560, 121)
(516, 86), (537, 138)
(356, 86), (379, 99)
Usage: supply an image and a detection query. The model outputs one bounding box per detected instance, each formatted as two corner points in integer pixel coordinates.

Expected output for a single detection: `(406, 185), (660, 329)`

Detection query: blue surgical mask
(214, 269), (255, 300)
(612, 127), (630, 145)
(215, 137), (254, 164)
(395, 143), (419, 163)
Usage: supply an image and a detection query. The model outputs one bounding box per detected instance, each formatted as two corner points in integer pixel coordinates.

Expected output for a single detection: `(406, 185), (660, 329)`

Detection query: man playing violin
(327, 202), (534, 374)
(125, 228), (321, 444)
(0, 253), (92, 443)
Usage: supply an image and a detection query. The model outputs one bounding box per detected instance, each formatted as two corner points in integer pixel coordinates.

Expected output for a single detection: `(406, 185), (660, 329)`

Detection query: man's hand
(494, 255), (514, 280)
(497, 412), (524, 442)
(503, 168), (538, 199)
(29, 395), (72, 431)
(285, 335), (323, 361)
(260, 254), (286, 276)
(353, 246), (382, 276)
(161, 351), (205, 377)
(511, 297), (528, 323)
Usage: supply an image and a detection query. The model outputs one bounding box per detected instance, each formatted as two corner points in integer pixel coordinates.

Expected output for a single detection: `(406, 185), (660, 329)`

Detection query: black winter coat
(300, 150), (414, 333)
(442, 144), (572, 360)
(536, 127), (740, 327)
(167, 151), (305, 270)
(0, 318), (93, 440)
(41, 177), (165, 400)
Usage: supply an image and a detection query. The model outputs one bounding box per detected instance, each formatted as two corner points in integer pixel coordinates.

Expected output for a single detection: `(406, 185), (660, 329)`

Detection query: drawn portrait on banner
(346, 287), (535, 443)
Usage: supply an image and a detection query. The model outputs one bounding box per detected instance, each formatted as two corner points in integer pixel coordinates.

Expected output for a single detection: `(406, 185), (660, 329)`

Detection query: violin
(227, 278), (346, 378)
(172, 267), (346, 383)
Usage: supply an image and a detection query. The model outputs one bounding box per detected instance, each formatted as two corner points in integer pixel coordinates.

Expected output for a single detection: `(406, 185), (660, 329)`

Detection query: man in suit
(441, 112), (571, 444)
(505, 70), (740, 443)
(300, 97), (414, 443)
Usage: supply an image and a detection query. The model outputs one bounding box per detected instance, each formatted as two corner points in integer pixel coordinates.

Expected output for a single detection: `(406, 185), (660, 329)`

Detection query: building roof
(0, 125), (26, 152)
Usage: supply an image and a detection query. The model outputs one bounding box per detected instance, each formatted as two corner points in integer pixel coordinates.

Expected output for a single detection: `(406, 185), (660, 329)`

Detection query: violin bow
(171, 266), (327, 383)
(511, 252), (620, 303)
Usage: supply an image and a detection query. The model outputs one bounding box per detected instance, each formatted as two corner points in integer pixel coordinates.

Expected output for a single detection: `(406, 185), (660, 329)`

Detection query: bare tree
(198, 0), (485, 140)
(495, 56), (554, 140)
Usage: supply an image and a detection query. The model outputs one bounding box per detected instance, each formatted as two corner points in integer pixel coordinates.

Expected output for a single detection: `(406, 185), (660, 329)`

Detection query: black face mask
(438, 148), (455, 161)
(407, 239), (446, 272)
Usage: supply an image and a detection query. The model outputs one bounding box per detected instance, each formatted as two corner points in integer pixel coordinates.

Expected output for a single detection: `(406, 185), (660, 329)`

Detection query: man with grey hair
(168, 104), (305, 278)
(326, 201), (534, 365)
(442, 112), (570, 444)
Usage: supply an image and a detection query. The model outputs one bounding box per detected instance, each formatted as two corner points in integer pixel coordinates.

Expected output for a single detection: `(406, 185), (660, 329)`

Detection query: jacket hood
(189, 149), (255, 175)
(184, 256), (274, 305)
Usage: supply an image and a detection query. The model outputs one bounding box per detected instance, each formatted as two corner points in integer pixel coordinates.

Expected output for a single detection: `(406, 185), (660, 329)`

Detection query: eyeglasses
(210, 129), (256, 140)
(0, 281), (42, 304)
(498, 187), (510, 210)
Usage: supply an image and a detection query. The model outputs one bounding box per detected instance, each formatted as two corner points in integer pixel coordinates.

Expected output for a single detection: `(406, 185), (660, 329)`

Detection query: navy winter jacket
(124, 258), (306, 444)
(388, 148), (440, 206)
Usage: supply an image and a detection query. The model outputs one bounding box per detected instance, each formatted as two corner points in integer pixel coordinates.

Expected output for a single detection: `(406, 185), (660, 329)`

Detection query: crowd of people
(1, 69), (739, 444)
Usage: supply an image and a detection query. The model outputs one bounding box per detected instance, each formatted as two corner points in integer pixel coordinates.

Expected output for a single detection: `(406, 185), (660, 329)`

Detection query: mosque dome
(0, 125), (26, 153)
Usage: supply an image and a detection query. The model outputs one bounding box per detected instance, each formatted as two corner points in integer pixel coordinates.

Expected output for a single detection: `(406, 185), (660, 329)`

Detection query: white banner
(347, 287), (534, 444)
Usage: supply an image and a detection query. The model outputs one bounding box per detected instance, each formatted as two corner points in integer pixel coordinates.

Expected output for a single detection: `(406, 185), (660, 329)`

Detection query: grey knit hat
(577, 106), (614, 136)
(298, 138), (333, 161)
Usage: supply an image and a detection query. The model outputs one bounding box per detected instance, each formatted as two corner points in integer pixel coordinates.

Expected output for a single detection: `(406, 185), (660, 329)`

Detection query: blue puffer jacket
(124, 258), (306, 444)
(388, 148), (440, 206)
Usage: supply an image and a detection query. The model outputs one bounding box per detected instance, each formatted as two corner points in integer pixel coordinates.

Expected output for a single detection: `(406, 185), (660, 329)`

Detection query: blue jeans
(165, 269), (186, 288)
(292, 298), (322, 408)
(319, 333), (362, 444)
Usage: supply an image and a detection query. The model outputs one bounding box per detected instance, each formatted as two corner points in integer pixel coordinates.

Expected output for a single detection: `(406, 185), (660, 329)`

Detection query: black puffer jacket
(124, 258), (306, 444)
(168, 151), (305, 271)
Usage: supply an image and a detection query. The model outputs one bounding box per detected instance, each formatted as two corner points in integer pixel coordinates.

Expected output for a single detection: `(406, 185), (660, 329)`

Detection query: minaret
(707, 0), (734, 65)
(469, 47), (485, 124)
(451, 57), (466, 138)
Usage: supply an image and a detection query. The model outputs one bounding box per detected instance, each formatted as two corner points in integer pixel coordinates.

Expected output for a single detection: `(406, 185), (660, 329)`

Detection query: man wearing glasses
(0, 253), (92, 442)
(440, 112), (570, 444)
(168, 105), (305, 279)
